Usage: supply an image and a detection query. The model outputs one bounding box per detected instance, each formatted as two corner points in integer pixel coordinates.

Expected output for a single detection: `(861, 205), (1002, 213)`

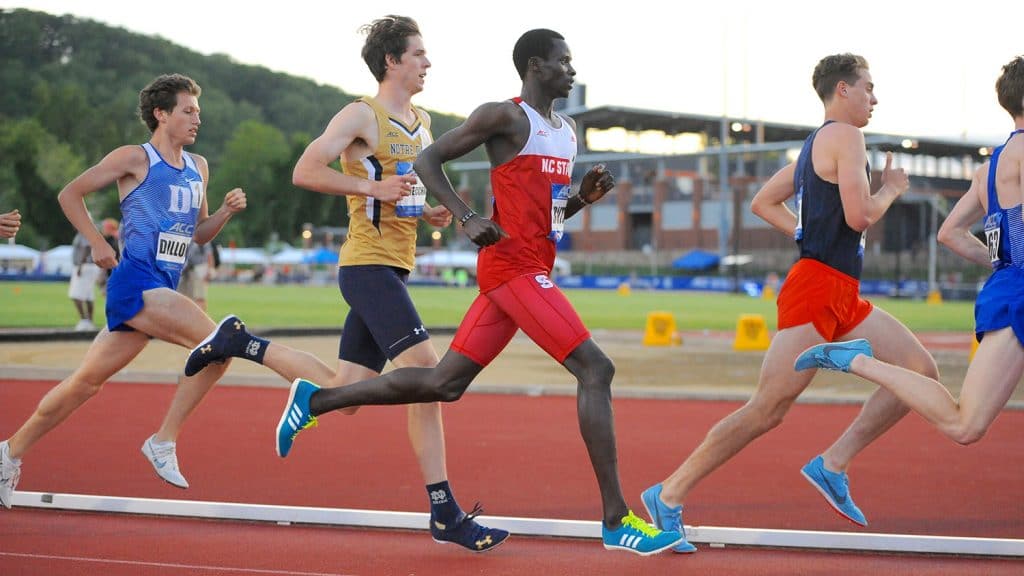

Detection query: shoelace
(463, 502), (485, 522)
(447, 502), (489, 538)
(660, 504), (682, 531)
(290, 416), (318, 440)
(622, 511), (661, 537)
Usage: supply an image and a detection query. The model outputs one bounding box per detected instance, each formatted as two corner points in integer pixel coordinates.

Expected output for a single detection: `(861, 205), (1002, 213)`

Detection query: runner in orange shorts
(640, 54), (941, 551)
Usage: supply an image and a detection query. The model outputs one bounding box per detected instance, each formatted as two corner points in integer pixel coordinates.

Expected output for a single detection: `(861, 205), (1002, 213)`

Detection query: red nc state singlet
(476, 97), (578, 292)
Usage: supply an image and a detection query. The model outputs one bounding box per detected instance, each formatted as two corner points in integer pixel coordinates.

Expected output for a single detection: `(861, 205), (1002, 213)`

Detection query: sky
(11, 0), (1024, 143)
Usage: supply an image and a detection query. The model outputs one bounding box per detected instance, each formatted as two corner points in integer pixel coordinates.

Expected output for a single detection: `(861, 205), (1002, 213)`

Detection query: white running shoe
(141, 435), (189, 489)
(0, 440), (21, 509)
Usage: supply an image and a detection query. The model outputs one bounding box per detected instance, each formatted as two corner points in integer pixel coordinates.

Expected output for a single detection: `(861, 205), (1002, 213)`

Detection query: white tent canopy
(43, 245), (73, 275)
(219, 247), (269, 266)
(0, 244), (41, 273)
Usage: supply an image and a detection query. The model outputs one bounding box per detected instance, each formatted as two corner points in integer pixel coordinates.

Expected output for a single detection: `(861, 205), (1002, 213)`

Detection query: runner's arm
(57, 146), (144, 268)
(293, 103), (414, 203)
(751, 162), (798, 237)
(937, 163), (990, 267)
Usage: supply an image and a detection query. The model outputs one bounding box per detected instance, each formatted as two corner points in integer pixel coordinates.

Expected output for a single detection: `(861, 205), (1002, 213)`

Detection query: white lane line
(0, 552), (356, 576)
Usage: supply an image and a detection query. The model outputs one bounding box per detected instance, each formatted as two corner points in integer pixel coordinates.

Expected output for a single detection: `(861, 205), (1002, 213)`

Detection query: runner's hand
(91, 239), (118, 269)
(578, 164), (615, 205)
(422, 204), (453, 227)
(463, 215), (509, 247)
(220, 188), (247, 214)
(881, 152), (909, 196)
(373, 175), (417, 203)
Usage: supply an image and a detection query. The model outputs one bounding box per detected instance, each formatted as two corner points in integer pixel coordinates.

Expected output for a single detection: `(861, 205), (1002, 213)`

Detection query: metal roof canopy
(449, 105), (989, 172)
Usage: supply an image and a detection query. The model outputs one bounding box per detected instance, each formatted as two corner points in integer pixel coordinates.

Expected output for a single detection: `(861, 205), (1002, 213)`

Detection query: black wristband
(459, 211), (477, 225)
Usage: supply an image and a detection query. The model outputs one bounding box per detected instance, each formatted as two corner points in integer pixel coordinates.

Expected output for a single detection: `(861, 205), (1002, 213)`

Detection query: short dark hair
(512, 29), (565, 80)
(138, 74), (201, 133)
(361, 15), (421, 83)
(812, 53), (869, 103)
(996, 56), (1024, 118)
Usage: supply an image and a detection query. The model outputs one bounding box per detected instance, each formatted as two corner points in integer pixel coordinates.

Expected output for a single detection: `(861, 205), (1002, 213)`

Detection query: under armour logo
(233, 320), (242, 330)
(476, 535), (493, 549)
(413, 326), (425, 335)
(201, 345), (212, 354)
(246, 340), (261, 357)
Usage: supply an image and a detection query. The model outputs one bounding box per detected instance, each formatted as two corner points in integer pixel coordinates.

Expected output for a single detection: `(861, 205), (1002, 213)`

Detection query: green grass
(0, 281), (976, 332)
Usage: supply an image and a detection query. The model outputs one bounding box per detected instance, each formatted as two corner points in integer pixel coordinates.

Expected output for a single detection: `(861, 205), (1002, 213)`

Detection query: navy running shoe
(430, 502), (510, 552)
(801, 455), (867, 526)
(185, 315), (248, 377)
(641, 483), (697, 553)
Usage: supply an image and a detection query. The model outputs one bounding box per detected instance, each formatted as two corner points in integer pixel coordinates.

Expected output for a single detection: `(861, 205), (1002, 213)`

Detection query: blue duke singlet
(974, 130), (1024, 344)
(793, 121), (868, 279)
(982, 130), (1024, 271)
(106, 143), (203, 329)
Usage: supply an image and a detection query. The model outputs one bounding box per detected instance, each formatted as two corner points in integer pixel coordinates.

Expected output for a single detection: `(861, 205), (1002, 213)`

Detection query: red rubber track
(1, 379), (1021, 575)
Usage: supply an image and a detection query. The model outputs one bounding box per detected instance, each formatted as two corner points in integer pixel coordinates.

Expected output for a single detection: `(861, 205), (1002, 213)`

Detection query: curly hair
(812, 54), (869, 103)
(138, 74), (201, 133)
(361, 15), (421, 83)
(996, 56), (1024, 118)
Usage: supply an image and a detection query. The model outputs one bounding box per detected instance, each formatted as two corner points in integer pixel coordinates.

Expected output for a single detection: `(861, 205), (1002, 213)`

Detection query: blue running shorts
(106, 258), (177, 332)
(975, 266), (1024, 346)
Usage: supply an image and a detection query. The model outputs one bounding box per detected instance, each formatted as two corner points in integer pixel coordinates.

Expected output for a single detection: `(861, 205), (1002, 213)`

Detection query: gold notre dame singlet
(339, 96), (432, 271)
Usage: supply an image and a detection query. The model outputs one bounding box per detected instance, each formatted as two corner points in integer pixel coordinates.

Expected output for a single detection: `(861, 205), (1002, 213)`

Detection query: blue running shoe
(794, 339), (873, 373)
(641, 484), (697, 553)
(800, 455), (867, 526)
(430, 502), (510, 553)
(276, 378), (320, 457)
(602, 510), (684, 555)
(185, 315), (246, 377)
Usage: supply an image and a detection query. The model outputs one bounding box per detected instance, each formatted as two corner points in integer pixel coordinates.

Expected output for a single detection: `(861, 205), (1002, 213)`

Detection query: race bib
(984, 212), (1003, 264)
(395, 161), (426, 218)
(549, 183), (570, 242)
(156, 225), (190, 271)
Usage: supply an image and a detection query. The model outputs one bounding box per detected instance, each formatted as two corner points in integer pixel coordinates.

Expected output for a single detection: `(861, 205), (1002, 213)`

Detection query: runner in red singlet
(274, 28), (685, 556)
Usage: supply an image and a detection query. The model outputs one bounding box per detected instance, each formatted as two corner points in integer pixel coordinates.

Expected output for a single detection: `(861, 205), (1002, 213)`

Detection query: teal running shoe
(794, 339), (873, 373)
(641, 483), (697, 553)
(602, 510), (683, 555)
(801, 455), (867, 526)
(276, 378), (320, 457)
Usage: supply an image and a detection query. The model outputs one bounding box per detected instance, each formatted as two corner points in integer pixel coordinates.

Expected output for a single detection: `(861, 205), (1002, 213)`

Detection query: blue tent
(303, 248), (338, 265)
(671, 249), (720, 271)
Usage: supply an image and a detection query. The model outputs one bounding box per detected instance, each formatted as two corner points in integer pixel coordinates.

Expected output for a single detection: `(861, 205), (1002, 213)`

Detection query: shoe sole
(800, 468), (866, 527)
(602, 533), (686, 556)
(276, 378), (306, 458)
(431, 534), (510, 553)
(185, 315), (237, 377)
(140, 441), (189, 489)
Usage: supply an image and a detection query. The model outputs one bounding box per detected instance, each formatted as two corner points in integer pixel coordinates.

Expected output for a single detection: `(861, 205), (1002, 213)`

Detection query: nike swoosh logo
(818, 471), (847, 504)
(154, 459), (167, 469)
